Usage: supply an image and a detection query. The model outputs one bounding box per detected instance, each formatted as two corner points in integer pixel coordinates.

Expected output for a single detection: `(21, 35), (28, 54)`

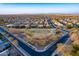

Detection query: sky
(0, 3), (79, 14)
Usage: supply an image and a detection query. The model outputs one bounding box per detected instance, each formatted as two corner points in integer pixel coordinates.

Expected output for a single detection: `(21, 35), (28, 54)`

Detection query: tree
(57, 43), (73, 56)
(70, 28), (79, 46)
(71, 44), (79, 56)
(66, 23), (73, 29)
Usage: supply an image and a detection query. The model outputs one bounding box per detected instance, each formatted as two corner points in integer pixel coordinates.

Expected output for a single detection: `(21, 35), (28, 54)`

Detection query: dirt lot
(8, 28), (63, 49)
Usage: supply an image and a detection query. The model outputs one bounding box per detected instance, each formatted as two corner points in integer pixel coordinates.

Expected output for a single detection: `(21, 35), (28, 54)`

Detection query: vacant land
(8, 28), (64, 50)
